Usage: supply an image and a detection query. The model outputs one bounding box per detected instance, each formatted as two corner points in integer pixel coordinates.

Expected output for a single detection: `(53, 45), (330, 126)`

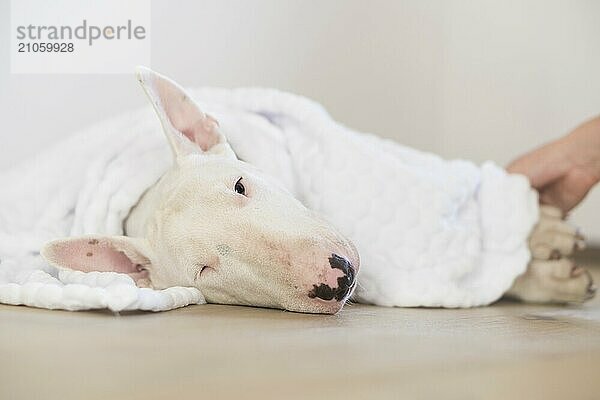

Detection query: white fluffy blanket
(0, 88), (538, 311)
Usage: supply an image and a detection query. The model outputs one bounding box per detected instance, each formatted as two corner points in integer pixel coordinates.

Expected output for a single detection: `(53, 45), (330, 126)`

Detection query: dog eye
(234, 177), (246, 196)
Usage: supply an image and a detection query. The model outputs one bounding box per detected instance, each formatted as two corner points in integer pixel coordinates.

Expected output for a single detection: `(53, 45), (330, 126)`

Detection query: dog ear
(41, 236), (154, 287)
(135, 66), (235, 159)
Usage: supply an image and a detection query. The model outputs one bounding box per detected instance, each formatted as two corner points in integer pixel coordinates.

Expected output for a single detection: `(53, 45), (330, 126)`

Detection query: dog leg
(506, 205), (596, 304)
(529, 205), (585, 259)
(506, 258), (595, 303)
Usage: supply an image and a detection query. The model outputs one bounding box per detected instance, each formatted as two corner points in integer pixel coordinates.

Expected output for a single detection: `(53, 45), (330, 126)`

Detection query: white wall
(1, 0), (599, 241)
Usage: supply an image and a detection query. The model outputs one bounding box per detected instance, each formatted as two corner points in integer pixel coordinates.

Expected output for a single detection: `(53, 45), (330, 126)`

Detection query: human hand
(507, 116), (600, 214)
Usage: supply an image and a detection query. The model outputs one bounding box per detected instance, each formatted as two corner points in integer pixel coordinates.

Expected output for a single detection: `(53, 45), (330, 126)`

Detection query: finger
(540, 187), (586, 213)
(539, 168), (595, 212)
(506, 141), (571, 188)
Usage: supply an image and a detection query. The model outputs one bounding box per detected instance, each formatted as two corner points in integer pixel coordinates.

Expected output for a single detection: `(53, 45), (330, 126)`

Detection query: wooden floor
(2, 255), (600, 399)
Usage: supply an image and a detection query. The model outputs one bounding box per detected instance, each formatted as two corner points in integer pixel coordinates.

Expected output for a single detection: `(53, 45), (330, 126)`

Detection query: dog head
(41, 67), (359, 314)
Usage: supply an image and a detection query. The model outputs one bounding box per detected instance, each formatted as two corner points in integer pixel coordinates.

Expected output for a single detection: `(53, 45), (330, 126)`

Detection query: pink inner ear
(186, 114), (221, 151)
(154, 78), (222, 152)
(50, 238), (149, 282)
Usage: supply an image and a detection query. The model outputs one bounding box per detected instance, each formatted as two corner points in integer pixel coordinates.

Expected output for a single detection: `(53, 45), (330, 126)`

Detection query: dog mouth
(307, 254), (357, 301)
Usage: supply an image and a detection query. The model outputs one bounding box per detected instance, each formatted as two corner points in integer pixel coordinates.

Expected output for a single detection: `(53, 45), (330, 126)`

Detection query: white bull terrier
(40, 68), (594, 314)
(40, 68), (359, 314)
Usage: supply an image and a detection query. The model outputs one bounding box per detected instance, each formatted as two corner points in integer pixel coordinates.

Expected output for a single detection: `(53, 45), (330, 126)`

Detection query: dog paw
(506, 258), (596, 304)
(528, 205), (585, 260)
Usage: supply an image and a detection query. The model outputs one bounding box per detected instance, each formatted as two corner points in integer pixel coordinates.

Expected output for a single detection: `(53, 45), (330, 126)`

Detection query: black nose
(307, 254), (356, 301)
(329, 253), (355, 286)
